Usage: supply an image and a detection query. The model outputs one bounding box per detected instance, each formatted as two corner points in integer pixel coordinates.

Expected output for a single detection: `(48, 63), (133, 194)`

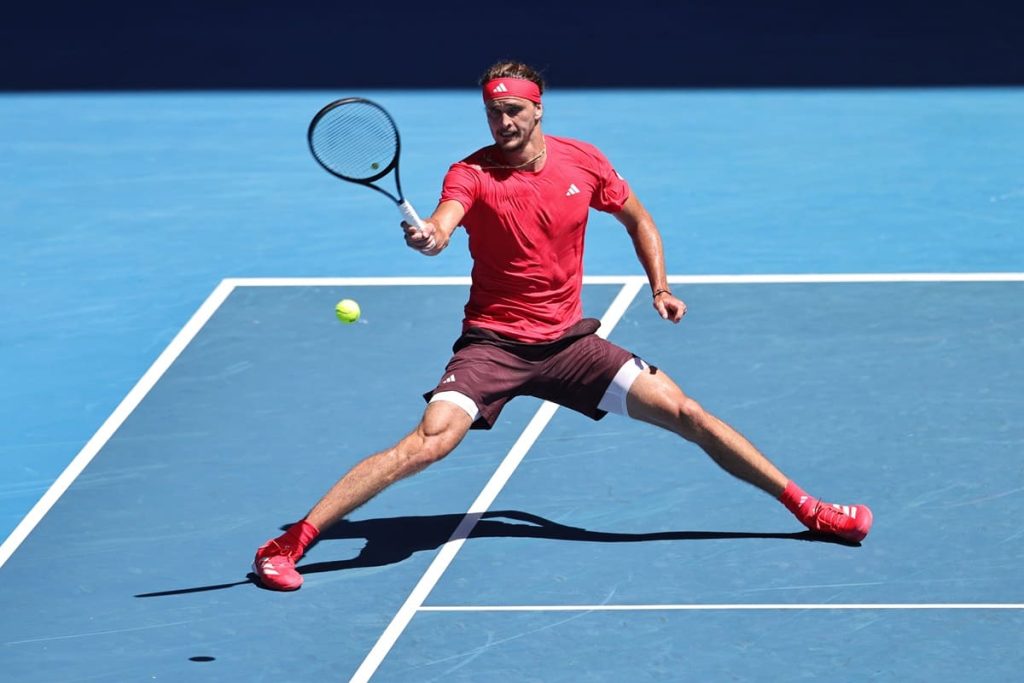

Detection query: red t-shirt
(440, 135), (631, 342)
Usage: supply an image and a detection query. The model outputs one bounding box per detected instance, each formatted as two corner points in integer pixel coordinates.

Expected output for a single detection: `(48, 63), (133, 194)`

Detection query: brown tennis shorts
(423, 318), (641, 430)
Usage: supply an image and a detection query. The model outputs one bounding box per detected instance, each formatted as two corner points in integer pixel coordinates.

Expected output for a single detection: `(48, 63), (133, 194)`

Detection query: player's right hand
(402, 220), (440, 255)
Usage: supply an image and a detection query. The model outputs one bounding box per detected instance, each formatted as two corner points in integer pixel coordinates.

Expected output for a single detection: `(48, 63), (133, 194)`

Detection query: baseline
(419, 603), (1024, 612)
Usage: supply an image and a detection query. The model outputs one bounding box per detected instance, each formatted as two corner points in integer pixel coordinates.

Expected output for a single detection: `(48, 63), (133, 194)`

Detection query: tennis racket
(307, 97), (426, 230)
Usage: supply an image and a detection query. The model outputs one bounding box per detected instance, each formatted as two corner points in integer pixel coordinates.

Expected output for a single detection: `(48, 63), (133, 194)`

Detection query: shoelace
(258, 539), (298, 563)
(809, 501), (849, 531)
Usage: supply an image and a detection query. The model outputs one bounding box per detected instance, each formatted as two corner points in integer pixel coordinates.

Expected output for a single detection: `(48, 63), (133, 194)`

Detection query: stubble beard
(494, 120), (538, 158)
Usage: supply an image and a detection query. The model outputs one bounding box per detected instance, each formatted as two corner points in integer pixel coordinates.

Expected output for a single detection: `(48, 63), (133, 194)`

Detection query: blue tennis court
(2, 89), (1023, 680)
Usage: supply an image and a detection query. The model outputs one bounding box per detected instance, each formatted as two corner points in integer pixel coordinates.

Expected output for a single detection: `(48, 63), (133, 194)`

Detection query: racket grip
(398, 200), (426, 229)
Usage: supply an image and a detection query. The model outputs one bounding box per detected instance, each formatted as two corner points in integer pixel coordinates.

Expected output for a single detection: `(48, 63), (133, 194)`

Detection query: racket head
(307, 97), (402, 185)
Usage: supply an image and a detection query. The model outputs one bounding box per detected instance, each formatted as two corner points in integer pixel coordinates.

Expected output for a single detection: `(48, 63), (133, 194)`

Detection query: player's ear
(534, 104), (543, 120)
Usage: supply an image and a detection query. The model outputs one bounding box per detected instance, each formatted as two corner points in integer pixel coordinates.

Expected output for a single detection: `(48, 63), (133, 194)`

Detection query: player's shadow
(135, 510), (852, 598)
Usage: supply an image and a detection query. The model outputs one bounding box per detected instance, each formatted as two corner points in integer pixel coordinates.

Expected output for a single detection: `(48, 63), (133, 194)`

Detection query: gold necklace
(483, 145), (547, 170)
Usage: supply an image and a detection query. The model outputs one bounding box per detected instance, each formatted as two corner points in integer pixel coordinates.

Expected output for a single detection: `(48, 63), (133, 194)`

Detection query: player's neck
(499, 133), (546, 171)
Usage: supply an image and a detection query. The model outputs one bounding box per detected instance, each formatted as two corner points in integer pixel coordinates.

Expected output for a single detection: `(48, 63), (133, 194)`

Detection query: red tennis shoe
(253, 539), (304, 591)
(781, 482), (873, 543)
(803, 500), (873, 543)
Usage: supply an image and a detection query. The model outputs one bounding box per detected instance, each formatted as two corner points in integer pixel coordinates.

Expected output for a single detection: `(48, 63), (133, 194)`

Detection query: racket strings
(311, 103), (399, 180)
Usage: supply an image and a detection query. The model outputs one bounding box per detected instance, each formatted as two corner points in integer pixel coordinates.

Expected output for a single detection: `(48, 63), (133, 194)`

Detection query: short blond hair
(479, 60), (545, 94)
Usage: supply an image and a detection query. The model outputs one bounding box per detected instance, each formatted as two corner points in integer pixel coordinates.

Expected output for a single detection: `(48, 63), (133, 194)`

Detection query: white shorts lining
(429, 390), (480, 421)
(597, 357), (648, 416)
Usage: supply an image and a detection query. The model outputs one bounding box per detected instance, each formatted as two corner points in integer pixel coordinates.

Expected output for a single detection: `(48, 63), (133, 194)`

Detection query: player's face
(485, 98), (542, 152)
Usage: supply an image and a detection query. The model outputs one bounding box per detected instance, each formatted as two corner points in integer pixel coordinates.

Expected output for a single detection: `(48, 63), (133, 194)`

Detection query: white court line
(225, 272), (1024, 288)
(0, 280), (238, 570)
(348, 279), (646, 683)
(227, 276), (472, 287)
(666, 272), (1024, 284)
(419, 603), (1024, 612)
(3, 272), (1021, 567)
(2, 276), (1021, 585)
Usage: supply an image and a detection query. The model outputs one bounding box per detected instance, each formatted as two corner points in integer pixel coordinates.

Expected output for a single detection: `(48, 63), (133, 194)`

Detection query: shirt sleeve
(439, 162), (479, 214)
(588, 148), (631, 213)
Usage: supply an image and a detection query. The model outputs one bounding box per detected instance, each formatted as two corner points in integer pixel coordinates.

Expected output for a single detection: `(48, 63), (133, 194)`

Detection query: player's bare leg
(253, 401), (473, 590)
(625, 367), (872, 542)
(305, 401), (473, 530)
(625, 367), (787, 495)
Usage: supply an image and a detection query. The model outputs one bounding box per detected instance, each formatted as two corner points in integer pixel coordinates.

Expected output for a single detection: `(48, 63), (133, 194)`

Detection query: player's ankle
(779, 480), (816, 518)
(269, 519), (320, 558)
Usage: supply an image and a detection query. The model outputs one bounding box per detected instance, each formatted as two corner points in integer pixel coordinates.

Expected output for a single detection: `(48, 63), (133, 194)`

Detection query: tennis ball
(371, 162), (380, 169)
(335, 298), (360, 324)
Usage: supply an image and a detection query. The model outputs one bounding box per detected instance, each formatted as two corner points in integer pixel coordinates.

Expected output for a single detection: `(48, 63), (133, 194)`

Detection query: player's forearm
(422, 200), (465, 255)
(615, 193), (671, 295)
(627, 219), (670, 295)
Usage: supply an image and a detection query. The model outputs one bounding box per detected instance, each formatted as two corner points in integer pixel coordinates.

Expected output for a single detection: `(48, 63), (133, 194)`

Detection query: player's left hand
(654, 291), (686, 323)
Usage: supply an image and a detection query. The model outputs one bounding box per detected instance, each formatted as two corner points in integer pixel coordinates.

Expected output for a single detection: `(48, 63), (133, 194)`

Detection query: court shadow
(135, 510), (851, 598)
(298, 509), (850, 577)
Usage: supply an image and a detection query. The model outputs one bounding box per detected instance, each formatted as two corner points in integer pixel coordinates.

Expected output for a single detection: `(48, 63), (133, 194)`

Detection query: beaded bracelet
(652, 288), (672, 299)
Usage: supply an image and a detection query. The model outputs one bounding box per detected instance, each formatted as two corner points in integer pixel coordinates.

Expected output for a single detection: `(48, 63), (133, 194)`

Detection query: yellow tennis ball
(335, 298), (360, 324)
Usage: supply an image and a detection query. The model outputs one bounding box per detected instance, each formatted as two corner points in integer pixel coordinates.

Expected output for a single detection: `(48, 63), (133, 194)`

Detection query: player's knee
(408, 420), (462, 467)
(395, 435), (446, 472)
(675, 397), (709, 438)
(415, 435), (453, 466)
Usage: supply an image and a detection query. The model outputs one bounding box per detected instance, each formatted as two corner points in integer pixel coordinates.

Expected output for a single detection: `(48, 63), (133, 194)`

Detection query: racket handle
(398, 200), (426, 229)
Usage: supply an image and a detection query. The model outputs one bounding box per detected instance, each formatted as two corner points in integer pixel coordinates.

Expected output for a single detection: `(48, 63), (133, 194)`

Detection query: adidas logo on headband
(482, 78), (541, 103)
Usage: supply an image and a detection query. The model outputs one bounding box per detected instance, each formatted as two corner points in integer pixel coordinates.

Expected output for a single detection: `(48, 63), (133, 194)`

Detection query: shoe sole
(252, 561), (303, 591)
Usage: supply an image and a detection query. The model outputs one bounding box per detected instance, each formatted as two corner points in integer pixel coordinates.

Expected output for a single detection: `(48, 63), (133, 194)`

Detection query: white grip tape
(398, 200), (425, 229)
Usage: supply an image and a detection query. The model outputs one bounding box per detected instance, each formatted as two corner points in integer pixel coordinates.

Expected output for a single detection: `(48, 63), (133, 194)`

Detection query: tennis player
(253, 61), (873, 590)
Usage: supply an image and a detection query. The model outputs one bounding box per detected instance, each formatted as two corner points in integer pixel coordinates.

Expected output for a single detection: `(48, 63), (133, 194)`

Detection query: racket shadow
(135, 510), (853, 598)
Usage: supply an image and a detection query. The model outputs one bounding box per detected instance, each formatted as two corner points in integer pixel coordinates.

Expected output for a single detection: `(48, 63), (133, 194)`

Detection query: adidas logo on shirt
(442, 374), (456, 384)
(565, 183), (580, 197)
(491, 82), (509, 93)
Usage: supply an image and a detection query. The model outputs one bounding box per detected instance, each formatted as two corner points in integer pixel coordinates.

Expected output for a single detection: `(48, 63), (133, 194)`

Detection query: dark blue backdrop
(3, 0), (1023, 90)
